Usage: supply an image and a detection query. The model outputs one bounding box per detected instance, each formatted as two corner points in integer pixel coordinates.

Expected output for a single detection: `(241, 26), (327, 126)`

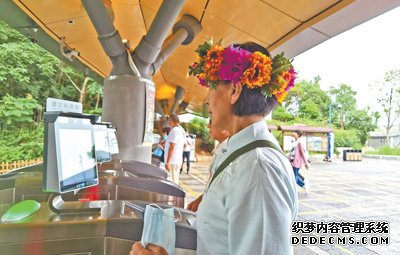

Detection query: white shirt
(183, 135), (193, 152)
(204, 138), (228, 186)
(164, 125), (186, 165)
(196, 120), (298, 255)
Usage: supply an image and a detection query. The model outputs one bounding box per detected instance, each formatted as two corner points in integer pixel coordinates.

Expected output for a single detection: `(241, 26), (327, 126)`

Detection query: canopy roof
(279, 125), (334, 133)
(1, 0), (399, 113)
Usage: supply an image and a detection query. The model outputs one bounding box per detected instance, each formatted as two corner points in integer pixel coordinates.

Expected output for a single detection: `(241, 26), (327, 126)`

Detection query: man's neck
(231, 114), (264, 135)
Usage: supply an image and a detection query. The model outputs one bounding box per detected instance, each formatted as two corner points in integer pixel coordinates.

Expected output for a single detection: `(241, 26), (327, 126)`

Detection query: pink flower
(218, 45), (251, 84)
(285, 68), (297, 91)
(197, 76), (207, 87)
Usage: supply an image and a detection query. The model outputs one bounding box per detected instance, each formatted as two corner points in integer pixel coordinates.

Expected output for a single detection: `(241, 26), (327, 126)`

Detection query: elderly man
(131, 41), (298, 255)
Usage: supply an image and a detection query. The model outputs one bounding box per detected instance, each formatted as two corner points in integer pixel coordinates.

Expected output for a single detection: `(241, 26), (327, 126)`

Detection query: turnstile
(0, 163), (184, 208)
(98, 160), (168, 179)
(0, 200), (196, 255)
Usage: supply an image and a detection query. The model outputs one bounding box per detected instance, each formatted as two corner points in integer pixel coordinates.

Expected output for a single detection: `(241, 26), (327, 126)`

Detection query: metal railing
(0, 158), (43, 174)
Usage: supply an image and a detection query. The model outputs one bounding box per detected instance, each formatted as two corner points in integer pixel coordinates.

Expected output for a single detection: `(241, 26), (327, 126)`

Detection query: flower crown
(188, 39), (296, 103)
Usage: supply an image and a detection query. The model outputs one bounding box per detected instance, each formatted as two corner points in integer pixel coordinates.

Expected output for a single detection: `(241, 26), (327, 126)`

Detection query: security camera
(69, 50), (80, 57)
(29, 36), (38, 44)
(61, 49), (80, 61)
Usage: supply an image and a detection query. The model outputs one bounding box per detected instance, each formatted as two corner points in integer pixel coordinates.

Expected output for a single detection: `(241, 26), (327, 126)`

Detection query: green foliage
(365, 146), (400, 156)
(0, 20), (27, 44)
(279, 79), (376, 148)
(376, 69), (400, 144)
(0, 95), (41, 129)
(328, 84), (357, 128)
(345, 109), (376, 145)
(271, 106), (294, 122)
(0, 21), (105, 163)
(186, 117), (214, 152)
(0, 21), (103, 111)
(269, 116), (327, 127)
(0, 95), (43, 161)
(0, 41), (62, 101)
(299, 99), (322, 119)
(0, 126), (44, 162)
(334, 129), (361, 149)
(86, 108), (103, 116)
(285, 78), (331, 121)
(329, 84), (357, 111)
(186, 117), (207, 137)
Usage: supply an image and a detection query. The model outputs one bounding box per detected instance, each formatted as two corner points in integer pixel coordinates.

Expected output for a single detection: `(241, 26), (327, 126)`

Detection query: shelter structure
(277, 125), (334, 153)
(369, 130), (400, 148)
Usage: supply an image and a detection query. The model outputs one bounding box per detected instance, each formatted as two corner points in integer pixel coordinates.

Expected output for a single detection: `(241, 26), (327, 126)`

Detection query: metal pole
(133, 0), (187, 78)
(82, 0), (133, 75)
(151, 14), (201, 75)
(327, 103), (332, 161)
(170, 86), (185, 114)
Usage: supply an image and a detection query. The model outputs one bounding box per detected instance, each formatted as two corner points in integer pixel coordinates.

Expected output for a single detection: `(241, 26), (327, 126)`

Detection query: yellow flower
(275, 91), (288, 103)
(204, 44), (224, 82)
(241, 51), (272, 89)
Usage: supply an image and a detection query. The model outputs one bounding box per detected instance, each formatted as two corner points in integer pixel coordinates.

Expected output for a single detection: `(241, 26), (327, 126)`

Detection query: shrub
(334, 129), (361, 149)
(365, 146), (400, 156)
(0, 125), (44, 162)
(272, 106), (294, 122)
(186, 117), (214, 152)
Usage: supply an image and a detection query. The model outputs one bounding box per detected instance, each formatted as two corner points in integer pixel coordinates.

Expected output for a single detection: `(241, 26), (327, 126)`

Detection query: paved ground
(178, 158), (400, 255)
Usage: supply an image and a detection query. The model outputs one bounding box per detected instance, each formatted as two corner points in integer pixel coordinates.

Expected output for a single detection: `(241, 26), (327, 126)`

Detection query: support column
(102, 76), (152, 162)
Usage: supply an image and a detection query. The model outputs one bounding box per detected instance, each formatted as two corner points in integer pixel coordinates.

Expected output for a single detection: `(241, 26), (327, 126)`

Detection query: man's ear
(230, 83), (242, 105)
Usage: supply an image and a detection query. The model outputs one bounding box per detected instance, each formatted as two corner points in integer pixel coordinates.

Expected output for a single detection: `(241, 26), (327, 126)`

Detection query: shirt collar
(226, 120), (271, 154)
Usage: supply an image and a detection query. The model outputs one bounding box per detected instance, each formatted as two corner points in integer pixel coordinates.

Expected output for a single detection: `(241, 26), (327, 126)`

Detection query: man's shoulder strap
(208, 140), (284, 188)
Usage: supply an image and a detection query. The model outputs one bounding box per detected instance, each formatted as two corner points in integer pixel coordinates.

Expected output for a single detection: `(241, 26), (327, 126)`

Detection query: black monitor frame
(43, 112), (100, 194)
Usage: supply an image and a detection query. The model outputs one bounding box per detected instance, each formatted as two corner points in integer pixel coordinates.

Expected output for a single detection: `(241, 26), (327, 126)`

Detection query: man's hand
(187, 195), (203, 212)
(165, 163), (170, 171)
(130, 242), (168, 255)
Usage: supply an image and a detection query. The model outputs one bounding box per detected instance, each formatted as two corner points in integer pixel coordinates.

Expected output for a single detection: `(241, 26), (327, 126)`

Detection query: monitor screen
(54, 117), (98, 193)
(93, 124), (112, 163)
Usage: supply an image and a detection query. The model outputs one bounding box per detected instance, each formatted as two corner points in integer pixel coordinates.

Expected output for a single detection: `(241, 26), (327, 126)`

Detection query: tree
(0, 94), (41, 130)
(328, 84), (357, 129)
(376, 69), (400, 145)
(0, 20), (26, 44)
(0, 94), (43, 162)
(285, 77), (331, 122)
(0, 21), (104, 111)
(272, 106), (294, 122)
(87, 81), (104, 110)
(0, 21), (105, 162)
(345, 109), (376, 145)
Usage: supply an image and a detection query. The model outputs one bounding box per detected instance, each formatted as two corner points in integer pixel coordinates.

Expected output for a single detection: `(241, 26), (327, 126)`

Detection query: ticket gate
(0, 163), (184, 208)
(0, 164), (196, 255)
(0, 200), (197, 255)
(98, 160), (168, 179)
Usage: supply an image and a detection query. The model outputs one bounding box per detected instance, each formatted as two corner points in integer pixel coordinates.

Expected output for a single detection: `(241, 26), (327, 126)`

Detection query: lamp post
(327, 104), (333, 162)
(327, 103), (341, 161)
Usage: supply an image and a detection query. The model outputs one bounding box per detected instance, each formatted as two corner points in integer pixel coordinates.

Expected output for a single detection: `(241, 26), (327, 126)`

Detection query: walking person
(158, 127), (171, 168)
(164, 114), (186, 184)
(131, 40), (298, 254)
(180, 131), (192, 174)
(289, 130), (310, 193)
